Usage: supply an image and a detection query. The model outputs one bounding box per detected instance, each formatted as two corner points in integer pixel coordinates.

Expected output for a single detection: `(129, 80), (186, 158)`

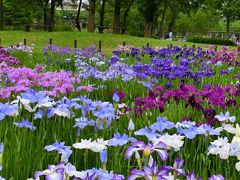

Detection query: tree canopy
(0, 0), (240, 38)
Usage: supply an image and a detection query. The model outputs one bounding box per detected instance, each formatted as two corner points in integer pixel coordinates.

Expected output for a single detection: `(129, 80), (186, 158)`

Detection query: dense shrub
(54, 24), (74, 31)
(187, 36), (236, 46)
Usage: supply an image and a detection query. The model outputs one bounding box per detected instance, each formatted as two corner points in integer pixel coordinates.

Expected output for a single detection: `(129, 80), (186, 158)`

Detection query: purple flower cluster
(0, 66), (80, 99)
(134, 83), (239, 124)
(0, 48), (21, 66)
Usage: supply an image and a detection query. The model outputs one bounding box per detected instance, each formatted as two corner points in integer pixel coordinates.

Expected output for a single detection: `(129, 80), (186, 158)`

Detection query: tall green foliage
(3, 0), (41, 28)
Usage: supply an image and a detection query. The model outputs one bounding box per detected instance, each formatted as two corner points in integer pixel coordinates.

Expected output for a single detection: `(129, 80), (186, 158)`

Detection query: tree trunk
(0, 0), (3, 30)
(88, 0), (96, 32)
(144, 21), (154, 38)
(99, 0), (106, 33)
(168, 10), (177, 33)
(43, 0), (49, 31)
(122, 0), (134, 34)
(226, 15), (230, 38)
(49, 0), (55, 32)
(76, 0), (82, 31)
(113, 0), (120, 34)
(158, 0), (167, 37)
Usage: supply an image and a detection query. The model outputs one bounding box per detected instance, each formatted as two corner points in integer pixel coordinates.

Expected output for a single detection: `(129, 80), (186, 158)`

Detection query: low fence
(0, 38), (239, 52)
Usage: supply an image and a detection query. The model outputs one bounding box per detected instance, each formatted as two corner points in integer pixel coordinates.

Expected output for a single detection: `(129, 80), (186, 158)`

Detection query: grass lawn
(0, 30), (236, 56)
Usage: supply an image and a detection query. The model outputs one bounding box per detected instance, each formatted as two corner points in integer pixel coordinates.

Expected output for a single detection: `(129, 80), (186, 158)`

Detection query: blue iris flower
(150, 116), (175, 133)
(134, 127), (159, 141)
(44, 141), (72, 163)
(13, 120), (36, 131)
(0, 103), (18, 120)
(108, 133), (136, 146)
(21, 89), (46, 103)
(113, 93), (120, 103)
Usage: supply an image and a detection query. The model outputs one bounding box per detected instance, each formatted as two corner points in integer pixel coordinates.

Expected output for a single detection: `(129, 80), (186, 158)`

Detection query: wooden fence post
(99, 40), (102, 52)
(24, 38), (27, 45)
(74, 40), (77, 48)
(49, 38), (52, 45)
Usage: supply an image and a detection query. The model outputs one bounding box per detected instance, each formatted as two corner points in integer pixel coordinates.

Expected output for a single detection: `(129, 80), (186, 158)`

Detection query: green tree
(88, 0), (96, 32)
(76, 0), (83, 31)
(49, 0), (63, 26)
(137, 0), (161, 38)
(113, 0), (120, 33)
(220, 0), (240, 36)
(122, 0), (134, 34)
(98, 0), (107, 33)
(3, 0), (41, 28)
(0, 0), (3, 30)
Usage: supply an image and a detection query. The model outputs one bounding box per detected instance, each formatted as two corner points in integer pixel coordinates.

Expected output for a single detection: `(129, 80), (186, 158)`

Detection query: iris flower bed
(0, 44), (239, 180)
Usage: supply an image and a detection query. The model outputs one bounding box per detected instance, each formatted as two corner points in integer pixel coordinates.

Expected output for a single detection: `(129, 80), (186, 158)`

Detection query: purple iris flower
(186, 171), (203, 180)
(125, 141), (168, 161)
(108, 133), (137, 147)
(171, 157), (185, 176)
(220, 70), (229, 75)
(208, 174), (224, 180)
(44, 141), (72, 163)
(128, 161), (171, 180)
(109, 55), (120, 64)
(34, 163), (65, 180)
(13, 120), (36, 131)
